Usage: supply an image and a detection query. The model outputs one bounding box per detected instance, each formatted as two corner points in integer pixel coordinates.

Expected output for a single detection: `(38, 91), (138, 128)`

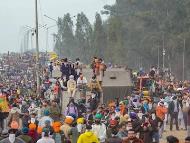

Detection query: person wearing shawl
(92, 113), (107, 143)
(38, 109), (53, 128)
(119, 102), (127, 116)
(60, 116), (74, 142)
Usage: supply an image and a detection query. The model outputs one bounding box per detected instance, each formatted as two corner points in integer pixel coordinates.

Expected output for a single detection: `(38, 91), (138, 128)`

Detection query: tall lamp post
(162, 34), (165, 71)
(182, 39), (185, 81)
(162, 48), (165, 70)
(35, 0), (40, 96)
(176, 37), (186, 81)
(46, 25), (57, 52)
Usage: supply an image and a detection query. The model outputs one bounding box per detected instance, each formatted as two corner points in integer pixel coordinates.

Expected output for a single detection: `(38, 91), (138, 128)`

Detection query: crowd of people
(0, 52), (190, 143)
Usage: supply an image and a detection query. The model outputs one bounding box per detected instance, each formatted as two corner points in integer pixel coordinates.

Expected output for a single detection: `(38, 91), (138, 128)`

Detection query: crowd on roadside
(0, 52), (190, 143)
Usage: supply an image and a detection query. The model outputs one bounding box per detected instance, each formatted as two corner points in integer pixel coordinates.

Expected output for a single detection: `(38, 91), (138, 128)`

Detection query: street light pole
(46, 28), (49, 52)
(35, 0), (40, 96)
(182, 39), (185, 81)
(46, 25), (57, 52)
(158, 46), (160, 69)
(162, 34), (165, 70)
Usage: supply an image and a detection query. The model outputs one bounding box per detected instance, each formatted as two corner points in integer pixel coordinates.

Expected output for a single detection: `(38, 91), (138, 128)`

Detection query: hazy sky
(0, 0), (115, 53)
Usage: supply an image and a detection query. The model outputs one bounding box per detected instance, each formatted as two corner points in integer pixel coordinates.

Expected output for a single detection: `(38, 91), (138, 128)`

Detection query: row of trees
(54, 0), (190, 79)
(54, 12), (104, 63)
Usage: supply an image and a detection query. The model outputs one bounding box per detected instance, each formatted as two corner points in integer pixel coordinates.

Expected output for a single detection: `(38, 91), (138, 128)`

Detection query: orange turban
(64, 116), (74, 125)
(29, 123), (37, 130)
(37, 126), (43, 134)
(52, 122), (62, 133)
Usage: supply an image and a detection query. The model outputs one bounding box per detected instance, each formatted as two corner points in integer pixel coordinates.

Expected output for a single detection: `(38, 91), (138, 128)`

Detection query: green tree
(93, 13), (106, 58)
(54, 13), (75, 58)
(104, 0), (190, 79)
(75, 12), (93, 63)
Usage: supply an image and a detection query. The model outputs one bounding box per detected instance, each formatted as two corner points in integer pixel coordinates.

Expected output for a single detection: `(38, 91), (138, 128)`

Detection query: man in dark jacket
(60, 58), (70, 81)
(168, 96), (179, 131)
(49, 62), (53, 77)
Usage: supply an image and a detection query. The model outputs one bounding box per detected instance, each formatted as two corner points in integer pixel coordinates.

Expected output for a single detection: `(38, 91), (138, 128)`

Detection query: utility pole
(31, 31), (34, 50)
(46, 28), (49, 53)
(182, 39), (185, 81)
(35, 0), (40, 96)
(157, 46), (160, 69)
(162, 34), (165, 71)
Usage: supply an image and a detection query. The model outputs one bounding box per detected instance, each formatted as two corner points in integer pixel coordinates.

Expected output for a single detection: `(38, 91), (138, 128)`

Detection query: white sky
(0, 0), (115, 53)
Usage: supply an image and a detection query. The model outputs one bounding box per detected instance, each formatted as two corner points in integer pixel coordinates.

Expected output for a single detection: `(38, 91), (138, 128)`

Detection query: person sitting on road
(65, 99), (78, 117)
(67, 75), (77, 97)
(88, 75), (102, 101)
(77, 73), (87, 97)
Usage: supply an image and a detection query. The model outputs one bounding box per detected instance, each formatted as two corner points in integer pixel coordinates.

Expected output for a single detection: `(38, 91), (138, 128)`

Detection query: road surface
(161, 126), (187, 143)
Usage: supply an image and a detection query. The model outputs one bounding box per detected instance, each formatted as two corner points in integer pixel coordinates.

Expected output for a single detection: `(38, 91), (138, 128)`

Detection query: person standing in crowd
(69, 121), (79, 143)
(75, 58), (82, 79)
(187, 104), (190, 136)
(36, 128), (55, 143)
(77, 125), (99, 143)
(21, 111), (30, 128)
(98, 59), (106, 86)
(61, 58), (70, 81)
(52, 122), (62, 143)
(116, 122), (128, 140)
(49, 100), (60, 121)
(0, 129), (25, 143)
(28, 123), (38, 142)
(149, 111), (159, 143)
(60, 116), (74, 142)
(155, 101), (167, 138)
(38, 109), (53, 128)
(77, 73), (87, 97)
(49, 62), (53, 78)
(91, 57), (97, 74)
(168, 96), (179, 131)
(178, 95), (185, 130)
(53, 81), (60, 101)
(92, 113), (107, 143)
(182, 94), (190, 130)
